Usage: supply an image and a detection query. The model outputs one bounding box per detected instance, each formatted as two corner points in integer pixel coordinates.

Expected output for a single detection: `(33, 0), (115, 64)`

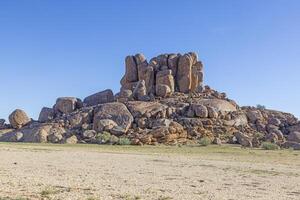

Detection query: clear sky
(0, 0), (299, 121)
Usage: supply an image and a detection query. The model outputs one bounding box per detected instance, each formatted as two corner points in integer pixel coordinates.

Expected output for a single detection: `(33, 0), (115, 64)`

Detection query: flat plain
(0, 143), (299, 200)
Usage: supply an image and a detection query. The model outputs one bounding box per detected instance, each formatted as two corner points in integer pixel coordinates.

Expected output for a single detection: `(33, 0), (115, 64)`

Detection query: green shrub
(261, 142), (279, 150)
(118, 137), (131, 145)
(96, 131), (111, 144)
(256, 104), (266, 109)
(199, 137), (212, 146)
(109, 135), (119, 144)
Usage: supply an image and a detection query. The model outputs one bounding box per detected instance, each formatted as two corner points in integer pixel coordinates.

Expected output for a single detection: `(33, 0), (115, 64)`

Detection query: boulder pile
(1, 52), (299, 149)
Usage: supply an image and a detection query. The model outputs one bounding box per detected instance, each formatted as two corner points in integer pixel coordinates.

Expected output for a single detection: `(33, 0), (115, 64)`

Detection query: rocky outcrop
(1, 52), (299, 149)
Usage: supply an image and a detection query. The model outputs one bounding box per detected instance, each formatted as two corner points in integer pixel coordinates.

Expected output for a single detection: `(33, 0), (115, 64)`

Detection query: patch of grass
(1, 142), (300, 167)
(115, 194), (141, 200)
(0, 198), (30, 200)
(40, 187), (59, 198)
(198, 137), (211, 146)
(118, 137), (131, 145)
(86, 197), (100, 200)
(261, 142), (279, 150)
(157, 196), (173, 200)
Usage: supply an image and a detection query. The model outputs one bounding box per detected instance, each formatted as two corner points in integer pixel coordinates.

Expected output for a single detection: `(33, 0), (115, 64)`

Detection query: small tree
(256, 104), (266, 110)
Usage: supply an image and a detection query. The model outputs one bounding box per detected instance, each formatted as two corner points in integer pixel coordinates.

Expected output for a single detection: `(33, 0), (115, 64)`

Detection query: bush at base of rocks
(261, 142), (280, 150)
(118, 137), (131, 145)
(96, 131), (111, 144)
(198, 137), (212, 146)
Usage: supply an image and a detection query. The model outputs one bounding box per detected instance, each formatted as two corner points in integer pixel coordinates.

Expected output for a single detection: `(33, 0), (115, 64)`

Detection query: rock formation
(0, 52), (299, 149)
(120, 52), (204, 99)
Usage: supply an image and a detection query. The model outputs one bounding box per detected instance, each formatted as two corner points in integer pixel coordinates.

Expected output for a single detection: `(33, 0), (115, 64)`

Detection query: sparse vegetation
(256, 104), (266, 109)
(0, 197), (30, 200)
(109, 135), (119, 144)
(115, 194), (141, 200)
(261, 142), (280, 150)
(198, 137), (212, 146)
(86, 197), (100, 200)
(96, 131), (111, 144)
(157, 196), (173, 200)
(118, 137), (131, 145)
(40, 187), (59, 198)
(254, 132), (265, 140)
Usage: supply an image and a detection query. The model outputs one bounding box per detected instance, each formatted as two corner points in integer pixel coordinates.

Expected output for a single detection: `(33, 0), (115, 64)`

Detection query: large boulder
(246, 110), (263, 124)
(195, 99), (237, 112)
(9, 109), (30, 129)
(67, 110), (92, 129)
(191, 61), (203, 91)
(38, 107), (55, 123)
(93, 103), (133, 134)
(83, 89), (114, 106)
(54, 97), (82, 114)
(125, 55), (138, 82)
(0, 123), (61, 143)
(93, 119), (117, 132)
(287, 131), (300, 143)
(177, 54), (192, 93)
(126, 101), (167, 118)
(156, 84), (171, 98)
(132, 80), (147, 100)
(167, 54), (180, 76)
(234, 132), (253, 147)
(192, 104), (208, 118)
(64, 135), (78, 144)
(156, 69), (175, 92)
(0, 119), (5, 129)
(288, 124), (300, 133)
(47, 126), (66, 143)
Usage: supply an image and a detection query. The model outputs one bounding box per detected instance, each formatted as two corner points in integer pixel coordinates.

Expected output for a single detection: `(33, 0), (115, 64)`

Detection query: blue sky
(0, 0), (299, 120)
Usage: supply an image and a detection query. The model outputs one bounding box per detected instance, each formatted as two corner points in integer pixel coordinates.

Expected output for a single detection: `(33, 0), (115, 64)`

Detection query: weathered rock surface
(0, 119), (6, 129)
(93, 102), (133, 134)
(83, 89), (114, 106)
(287, 131), (300, 143)
(54, 97), (82, 114)
(9, 109), (30, 129)
(38, 107), (55, 122)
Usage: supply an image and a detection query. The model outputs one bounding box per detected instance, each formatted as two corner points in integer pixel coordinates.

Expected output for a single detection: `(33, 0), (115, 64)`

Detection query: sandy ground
(0, 144), (300, 200)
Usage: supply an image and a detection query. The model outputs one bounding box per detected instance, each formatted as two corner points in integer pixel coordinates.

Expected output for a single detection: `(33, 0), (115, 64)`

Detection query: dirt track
(0, 143), (299, 200)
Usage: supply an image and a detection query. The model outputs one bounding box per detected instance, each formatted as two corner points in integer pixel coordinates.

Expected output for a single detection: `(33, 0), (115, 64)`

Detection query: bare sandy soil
(0, 143), (300, 200)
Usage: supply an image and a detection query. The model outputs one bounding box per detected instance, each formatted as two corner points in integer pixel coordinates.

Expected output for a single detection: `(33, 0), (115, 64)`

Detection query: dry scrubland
(0, 144), (300, 200)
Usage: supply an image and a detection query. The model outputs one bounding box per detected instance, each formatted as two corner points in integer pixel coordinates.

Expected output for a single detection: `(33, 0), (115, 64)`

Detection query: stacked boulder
(119, 52), (204, 100)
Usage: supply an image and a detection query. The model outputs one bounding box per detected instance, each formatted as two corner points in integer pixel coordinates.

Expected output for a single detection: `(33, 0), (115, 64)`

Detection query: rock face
(83, 89), (114, 106)
(1, 52), (299, 148)
(9, 109), (30, 129)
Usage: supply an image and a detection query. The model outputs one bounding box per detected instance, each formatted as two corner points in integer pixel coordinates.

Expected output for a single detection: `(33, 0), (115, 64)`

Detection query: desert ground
(0, 144), (299, 200)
